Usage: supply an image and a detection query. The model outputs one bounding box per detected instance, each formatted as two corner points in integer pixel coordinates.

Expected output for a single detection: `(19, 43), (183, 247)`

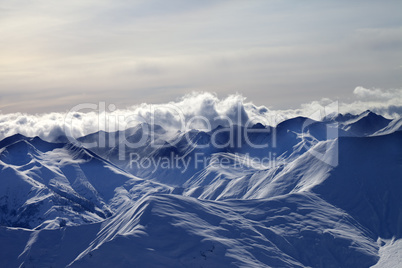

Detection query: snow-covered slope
(337, 110), (392, 136)
(372, 117), (402, 136)
(78, 121), (335, 187)
(0, 111), (401, 267)
(182, 131), (402, 207)
(0, 193), (380, 268)
(0, 134), (171, 229)
(68, 193), (380, 268)
(77, 112), (394, 188)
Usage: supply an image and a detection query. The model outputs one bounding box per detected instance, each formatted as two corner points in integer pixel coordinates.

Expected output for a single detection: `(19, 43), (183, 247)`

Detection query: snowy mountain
(75, 110), (392, 188)
(0, 111), (401, 267)
(336, 110), (392, 137)
(373, 117), (402, 136)
(0, 134), (171, 229)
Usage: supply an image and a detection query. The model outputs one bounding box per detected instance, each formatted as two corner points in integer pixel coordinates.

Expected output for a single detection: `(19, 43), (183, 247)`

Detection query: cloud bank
(0, 88), (401, 142)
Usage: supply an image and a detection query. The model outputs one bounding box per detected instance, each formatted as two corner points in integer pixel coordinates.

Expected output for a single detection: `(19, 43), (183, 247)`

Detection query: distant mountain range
(0, 111), (401, 267)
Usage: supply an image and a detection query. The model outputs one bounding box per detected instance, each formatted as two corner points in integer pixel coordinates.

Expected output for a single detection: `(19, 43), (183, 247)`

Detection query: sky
(0, 0), (401, 113)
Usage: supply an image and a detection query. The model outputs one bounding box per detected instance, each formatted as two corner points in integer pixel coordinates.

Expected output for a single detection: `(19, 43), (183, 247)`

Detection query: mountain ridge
(0, 111), (401, 267)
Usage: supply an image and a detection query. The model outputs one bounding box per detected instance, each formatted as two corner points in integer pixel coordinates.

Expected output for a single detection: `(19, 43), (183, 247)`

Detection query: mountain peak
(0, 133), (28, 149)
(357, 110), (390, 122)
(251, 122), (266, 129)
(360, 110), (376, 117)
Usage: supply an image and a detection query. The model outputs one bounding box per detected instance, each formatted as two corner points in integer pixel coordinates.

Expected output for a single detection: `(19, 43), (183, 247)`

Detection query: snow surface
(0, 111), (401, 267)
(372, 238), (402, 268)
(0, 135), (171, 229)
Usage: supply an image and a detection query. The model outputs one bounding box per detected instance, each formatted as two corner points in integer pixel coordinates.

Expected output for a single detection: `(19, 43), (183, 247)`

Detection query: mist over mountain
(0, 105), (401, 267)
(0, 89), (401, 143)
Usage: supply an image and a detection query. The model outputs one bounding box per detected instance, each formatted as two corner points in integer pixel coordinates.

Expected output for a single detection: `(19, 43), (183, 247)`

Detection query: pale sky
(0, 0), (401, 113)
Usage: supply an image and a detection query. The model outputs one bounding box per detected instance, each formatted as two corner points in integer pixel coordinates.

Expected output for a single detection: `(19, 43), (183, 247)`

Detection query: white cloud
(277, 87), (402, 119)
(0, 92), (273, 142)
(353, 86), (401, 100)
(1, 88), (401, 142)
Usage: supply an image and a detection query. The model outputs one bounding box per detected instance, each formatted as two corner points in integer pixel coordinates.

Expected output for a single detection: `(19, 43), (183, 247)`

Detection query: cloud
(0, 92), (271, 142)
(346, 87), (402, 116)
(353, 86), (401, 100)
(1, 88), (401, 142)
(276, 87), (402, 119)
